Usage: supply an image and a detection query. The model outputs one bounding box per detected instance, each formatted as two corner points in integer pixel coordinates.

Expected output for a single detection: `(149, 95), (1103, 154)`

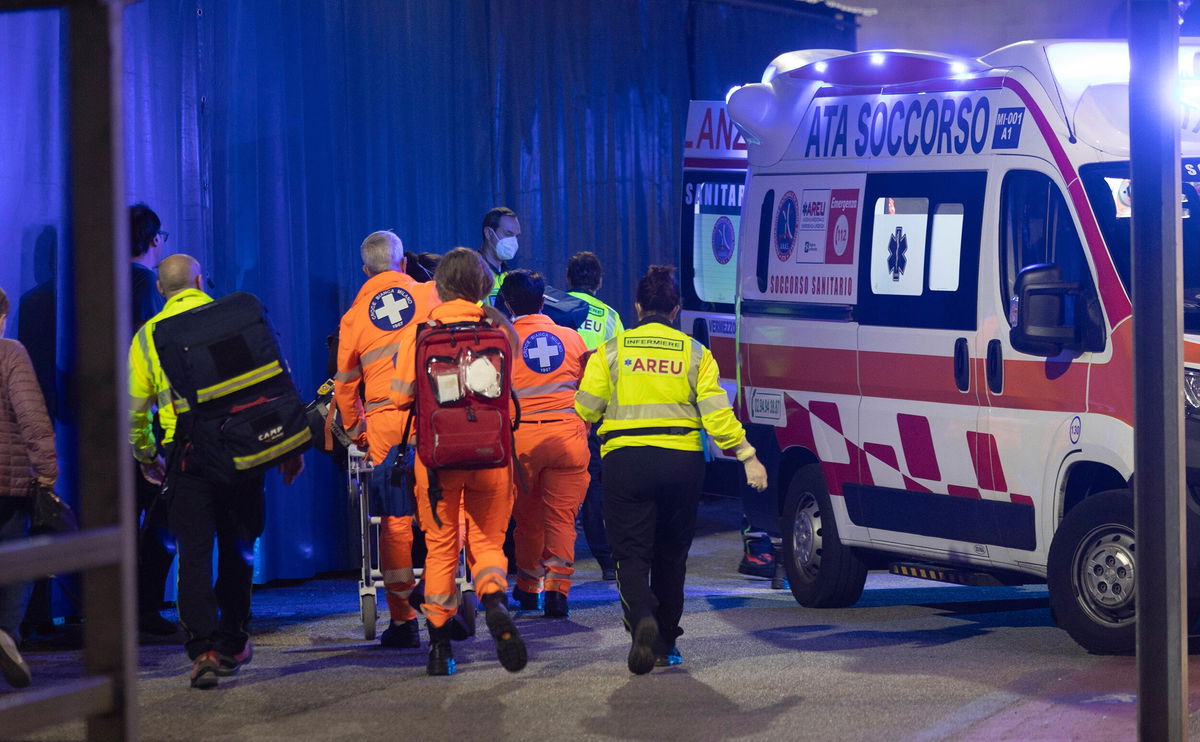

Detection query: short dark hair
(129, 203), (161, 258)
(567, 251), (602, 292)
(636, 265), (680, 315)
(499, 269), (545, 316)
(435, 247), (492, 302)
(0, 287), (8, 319)
(481, 206), (517, 247)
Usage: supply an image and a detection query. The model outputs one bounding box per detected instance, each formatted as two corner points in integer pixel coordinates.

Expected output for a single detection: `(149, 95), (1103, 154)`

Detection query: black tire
(781, 463), (867, 608)
(361, 593), (377, 640)
(1047, 490), (1136, 654)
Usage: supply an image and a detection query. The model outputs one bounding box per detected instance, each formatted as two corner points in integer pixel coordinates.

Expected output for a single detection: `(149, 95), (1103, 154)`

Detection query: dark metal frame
(1129, 0), (1188, 739)
(0, 0), (137, 739)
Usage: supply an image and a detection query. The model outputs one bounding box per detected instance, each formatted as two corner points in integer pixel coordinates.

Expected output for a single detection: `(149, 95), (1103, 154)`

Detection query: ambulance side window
(856, 171), (985, 330)
(999, 170), (1096, 327)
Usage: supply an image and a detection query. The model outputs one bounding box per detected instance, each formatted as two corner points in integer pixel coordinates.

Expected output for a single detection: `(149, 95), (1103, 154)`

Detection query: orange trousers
(366, 409), (416, 623)
(414, 460), (513, 628)
(513, 417), (590, 596)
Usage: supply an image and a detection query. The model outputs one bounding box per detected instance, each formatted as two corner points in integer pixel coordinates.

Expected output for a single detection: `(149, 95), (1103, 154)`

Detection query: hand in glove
(743, 456), (768, 492)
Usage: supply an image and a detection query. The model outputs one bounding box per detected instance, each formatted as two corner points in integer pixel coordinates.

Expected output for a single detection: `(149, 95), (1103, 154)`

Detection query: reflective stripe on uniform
(687, 339), (702, 403)
(390, 378), (413, 395)
(129, 394), (154, 413)
(231, 428), (311, 470)
(514, 380), (579, 398)
(605, 401), (698, 420)
(196, 360), (283, 403)
(575, 389), (607, 412)
(334, 366), (362, 383)
(525, 406), (577, 416)
(364, 398), (392, 412)
(360, 341), (403, 368)
(697, 394), (731, 415)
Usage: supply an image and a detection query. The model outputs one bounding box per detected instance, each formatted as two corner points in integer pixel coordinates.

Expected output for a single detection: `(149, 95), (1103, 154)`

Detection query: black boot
(543, 590), (569, 618)
(481, 591), (527, 672)
(426, 621), (456, 676)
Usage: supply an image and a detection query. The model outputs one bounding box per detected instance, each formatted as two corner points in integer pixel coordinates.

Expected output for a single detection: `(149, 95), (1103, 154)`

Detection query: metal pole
(1129, 1), (1187, 740)
(66, 1), (138, 739)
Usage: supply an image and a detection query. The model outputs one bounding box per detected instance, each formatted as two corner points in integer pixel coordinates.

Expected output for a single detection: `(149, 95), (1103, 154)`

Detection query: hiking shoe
(426, 622), (456, 676)
(380, 618), (421, 649)
(738, 531), (776, 579)
(627, 618), (657, 675)
(216, 640), (253, 676)
(511, 586), (540, 611)
(0, 629), (31, 688)
(654, 645), (683, 667)
(543, 590), (569, 618)
(189, 650), (220, 689)
(484, 597), (527, 672)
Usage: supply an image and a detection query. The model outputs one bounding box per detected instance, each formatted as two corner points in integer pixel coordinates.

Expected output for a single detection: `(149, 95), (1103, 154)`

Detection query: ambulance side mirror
(1010, 264), (1080, 357)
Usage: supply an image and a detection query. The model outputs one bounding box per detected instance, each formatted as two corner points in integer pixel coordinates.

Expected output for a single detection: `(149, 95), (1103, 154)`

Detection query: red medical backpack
(411, 318), (518, 470)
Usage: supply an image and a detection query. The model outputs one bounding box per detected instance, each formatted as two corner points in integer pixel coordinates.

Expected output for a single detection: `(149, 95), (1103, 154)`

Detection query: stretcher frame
(348, 445), (476, 640)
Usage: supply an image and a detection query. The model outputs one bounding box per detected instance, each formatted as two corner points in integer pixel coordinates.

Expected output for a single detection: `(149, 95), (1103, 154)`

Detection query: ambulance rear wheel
(1047, 490), (1136, 654)
(361, 593), (377, 641)
(782, 463), (867, 608)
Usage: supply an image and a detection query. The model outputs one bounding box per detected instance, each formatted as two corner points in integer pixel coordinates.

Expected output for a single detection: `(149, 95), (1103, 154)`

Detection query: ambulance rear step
(889, 562), (1005, 587)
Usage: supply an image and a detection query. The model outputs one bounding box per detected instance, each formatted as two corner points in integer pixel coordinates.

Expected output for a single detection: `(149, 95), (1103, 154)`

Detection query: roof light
(761, 64), (778, 84)
(725, 85), (742, 104)
(870, 53), (885, 66)
(950, 61), (967, 75)
(814, 61), (828, 73)
(1181, 78), (1200, 108)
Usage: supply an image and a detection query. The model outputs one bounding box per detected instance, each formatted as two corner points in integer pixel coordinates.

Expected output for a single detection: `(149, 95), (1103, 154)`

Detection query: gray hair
(360, 230), (404, 274)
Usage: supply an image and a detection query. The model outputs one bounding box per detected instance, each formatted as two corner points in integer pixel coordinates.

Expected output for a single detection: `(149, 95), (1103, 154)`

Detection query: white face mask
(494, 235), (519, 262)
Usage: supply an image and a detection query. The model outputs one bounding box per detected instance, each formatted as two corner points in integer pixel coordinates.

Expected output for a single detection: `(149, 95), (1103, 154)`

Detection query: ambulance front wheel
(361, 593), (377, 640)
(781, 463), (867, 608)
(1047, 490), (1136, 654)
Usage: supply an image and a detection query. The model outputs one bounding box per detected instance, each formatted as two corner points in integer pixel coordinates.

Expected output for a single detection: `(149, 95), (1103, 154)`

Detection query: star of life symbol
(887, 226), (907, 281)
(369, 287), (415, 331)
(522, 331), (564, 373)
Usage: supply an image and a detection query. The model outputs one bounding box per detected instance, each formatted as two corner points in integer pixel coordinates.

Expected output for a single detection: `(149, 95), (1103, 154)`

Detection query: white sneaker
(0, 628), (31, 688)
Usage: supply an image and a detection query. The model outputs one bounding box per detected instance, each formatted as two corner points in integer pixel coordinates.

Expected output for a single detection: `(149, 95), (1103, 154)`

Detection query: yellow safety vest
(568, 291), (624, 350)
(574, 317), (745, 457)
(128, 288), (213, 462)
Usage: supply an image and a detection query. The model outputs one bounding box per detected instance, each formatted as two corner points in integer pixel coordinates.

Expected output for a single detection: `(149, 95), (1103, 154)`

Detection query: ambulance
(723, 40), (1200, 654)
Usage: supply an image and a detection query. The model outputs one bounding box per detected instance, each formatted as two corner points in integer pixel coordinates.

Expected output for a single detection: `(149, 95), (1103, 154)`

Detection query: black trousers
(579, 427), (613, 569)
(603, 446), (704, 652)
(134, 459), (175, 615)
(166, 467), (265, 660)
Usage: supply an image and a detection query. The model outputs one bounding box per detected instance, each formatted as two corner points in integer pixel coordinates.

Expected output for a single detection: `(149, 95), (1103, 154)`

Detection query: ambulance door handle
(986, 339), (1003, 395)
(953, 338), (969, 392)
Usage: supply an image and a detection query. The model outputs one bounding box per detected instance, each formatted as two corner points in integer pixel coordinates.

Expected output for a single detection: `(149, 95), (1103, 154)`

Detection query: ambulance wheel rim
(1072, 524), (1136, 626)
(792, 492), (821, 576)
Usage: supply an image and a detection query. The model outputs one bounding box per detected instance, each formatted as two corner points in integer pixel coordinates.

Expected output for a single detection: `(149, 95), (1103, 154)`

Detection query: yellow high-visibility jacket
(128, 288), (212, 463)
(574, 316), (746, 457)
(568, 290), (624, 350)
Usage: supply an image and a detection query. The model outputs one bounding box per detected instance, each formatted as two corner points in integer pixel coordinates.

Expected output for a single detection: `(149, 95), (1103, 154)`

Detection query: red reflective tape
(810, 400), (843, 434)
(864, 442), (898, 469)
(966, 431), (1008, 492)
(947, 484), (982, 499)
(897, 413), (941, 482)
(1010, 493), (1034, 506)
(902, 475), (932, 493)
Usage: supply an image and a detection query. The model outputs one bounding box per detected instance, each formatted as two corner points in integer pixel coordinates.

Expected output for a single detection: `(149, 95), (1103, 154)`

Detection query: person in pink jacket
(0, 287), (58, 689)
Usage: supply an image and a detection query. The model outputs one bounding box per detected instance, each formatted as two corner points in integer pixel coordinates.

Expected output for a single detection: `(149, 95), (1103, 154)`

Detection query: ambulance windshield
(1081, 160), (1200, 333)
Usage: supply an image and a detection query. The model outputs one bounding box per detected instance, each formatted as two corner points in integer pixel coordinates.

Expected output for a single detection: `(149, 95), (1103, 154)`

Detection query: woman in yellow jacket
(575, 265), (767, 675)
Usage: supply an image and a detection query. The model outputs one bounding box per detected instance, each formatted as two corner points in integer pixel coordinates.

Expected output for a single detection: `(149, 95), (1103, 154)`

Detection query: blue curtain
(0, 0), (854, 583)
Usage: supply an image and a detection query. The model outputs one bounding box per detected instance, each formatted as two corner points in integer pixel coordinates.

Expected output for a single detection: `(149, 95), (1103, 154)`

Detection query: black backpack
(495, 282), (589, 330)
(154, 292), (312, 483)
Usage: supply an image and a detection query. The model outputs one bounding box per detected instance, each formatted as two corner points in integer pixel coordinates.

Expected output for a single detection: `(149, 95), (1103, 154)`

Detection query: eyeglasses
(156, 230), (169, 243)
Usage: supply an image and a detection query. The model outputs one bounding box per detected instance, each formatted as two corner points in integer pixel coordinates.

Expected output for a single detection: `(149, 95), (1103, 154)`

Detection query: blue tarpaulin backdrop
(0, 0), (854, 585)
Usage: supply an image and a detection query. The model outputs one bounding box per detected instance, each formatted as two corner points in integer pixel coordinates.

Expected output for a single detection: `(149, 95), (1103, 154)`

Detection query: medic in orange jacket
(335, 233), (438, 646)
(500, 270), (590, 617)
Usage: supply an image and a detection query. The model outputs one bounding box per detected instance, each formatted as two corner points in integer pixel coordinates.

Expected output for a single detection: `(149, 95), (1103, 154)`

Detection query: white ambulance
(725, 40), (1200, 654)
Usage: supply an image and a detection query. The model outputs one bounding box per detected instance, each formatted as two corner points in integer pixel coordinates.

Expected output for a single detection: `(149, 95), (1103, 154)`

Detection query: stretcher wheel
(361, 593), (377, 640)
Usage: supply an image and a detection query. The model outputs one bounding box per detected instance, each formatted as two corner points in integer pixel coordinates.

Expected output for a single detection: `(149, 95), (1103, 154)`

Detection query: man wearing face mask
(478, 206), (521, 305)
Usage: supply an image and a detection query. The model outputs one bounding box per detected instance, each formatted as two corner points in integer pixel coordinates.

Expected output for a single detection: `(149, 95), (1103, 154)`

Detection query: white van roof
(731, 39), (1200, 159)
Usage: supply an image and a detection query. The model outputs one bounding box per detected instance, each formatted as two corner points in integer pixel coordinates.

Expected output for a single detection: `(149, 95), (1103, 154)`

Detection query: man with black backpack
(128, 254), (306, 689)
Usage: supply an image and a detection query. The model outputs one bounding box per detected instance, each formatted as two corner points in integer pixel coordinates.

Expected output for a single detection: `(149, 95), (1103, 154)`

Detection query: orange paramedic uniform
(390, 299), (513, 628)
(335, 270), (438, 625)
(510, 314), (590, 597)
